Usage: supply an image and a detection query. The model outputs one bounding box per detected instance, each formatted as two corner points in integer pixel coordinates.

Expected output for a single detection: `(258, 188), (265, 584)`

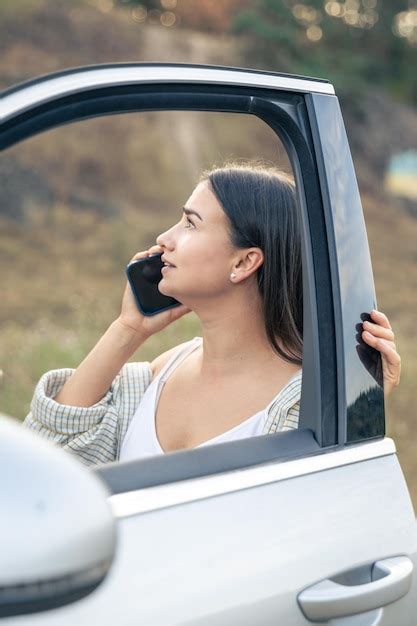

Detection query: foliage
(115, 0), (245, 33)
(232, 0), (417, 106)
(114, 0), (417, 105)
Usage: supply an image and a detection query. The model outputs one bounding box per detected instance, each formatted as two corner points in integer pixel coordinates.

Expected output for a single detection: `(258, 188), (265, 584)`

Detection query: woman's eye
(184, 217), (195, 229)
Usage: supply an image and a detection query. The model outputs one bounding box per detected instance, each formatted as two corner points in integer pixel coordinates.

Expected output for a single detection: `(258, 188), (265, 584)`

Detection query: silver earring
(230, 273), (236, 280)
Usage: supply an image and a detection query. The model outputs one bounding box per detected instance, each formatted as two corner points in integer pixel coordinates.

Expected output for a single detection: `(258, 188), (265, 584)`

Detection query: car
(1, 63), (416, 625)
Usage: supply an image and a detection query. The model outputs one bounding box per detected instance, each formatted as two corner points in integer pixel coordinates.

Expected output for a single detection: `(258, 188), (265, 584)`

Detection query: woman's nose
(156, 226), (175, 250)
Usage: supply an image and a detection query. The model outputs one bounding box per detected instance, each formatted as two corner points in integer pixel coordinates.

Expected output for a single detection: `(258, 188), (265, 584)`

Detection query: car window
(1, 108), (314, 456)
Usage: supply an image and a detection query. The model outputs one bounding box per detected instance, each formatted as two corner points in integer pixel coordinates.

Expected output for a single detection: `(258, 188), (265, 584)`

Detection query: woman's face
(156, 180), (236, 302)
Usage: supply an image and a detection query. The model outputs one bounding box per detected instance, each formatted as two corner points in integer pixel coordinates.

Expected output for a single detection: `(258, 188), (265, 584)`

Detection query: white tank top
(120, 337), (300, 461)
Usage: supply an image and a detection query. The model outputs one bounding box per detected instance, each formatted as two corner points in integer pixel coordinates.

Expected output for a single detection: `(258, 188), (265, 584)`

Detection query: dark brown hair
(201, 163), (303, 365)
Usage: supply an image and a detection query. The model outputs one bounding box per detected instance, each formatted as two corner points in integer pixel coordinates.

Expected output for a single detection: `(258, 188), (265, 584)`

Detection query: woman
(24, 164), (401, 465)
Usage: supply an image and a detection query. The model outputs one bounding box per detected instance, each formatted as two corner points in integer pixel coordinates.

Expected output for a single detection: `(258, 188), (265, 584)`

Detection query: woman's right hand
(117, 245), (192, 339)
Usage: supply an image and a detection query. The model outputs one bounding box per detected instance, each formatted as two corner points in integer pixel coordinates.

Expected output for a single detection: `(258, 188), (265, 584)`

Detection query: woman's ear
(234, 248), (264, 279)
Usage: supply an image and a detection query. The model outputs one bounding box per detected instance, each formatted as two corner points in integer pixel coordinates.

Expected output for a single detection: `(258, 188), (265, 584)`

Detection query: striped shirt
(23, 338), (302, 466)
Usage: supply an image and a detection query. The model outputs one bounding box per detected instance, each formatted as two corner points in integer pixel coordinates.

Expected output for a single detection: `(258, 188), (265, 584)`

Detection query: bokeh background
(0, 0), (416, 502)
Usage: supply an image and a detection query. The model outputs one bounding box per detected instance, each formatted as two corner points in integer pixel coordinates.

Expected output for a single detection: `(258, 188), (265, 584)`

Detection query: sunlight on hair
(199, 159), (294, 186)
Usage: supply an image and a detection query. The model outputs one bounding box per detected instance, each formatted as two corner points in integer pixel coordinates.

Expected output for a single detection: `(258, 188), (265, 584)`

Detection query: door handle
(297, 556), (413, 621)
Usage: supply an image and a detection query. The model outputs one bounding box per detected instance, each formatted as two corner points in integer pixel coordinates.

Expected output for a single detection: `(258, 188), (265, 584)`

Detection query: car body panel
(3, 443), (416, 625)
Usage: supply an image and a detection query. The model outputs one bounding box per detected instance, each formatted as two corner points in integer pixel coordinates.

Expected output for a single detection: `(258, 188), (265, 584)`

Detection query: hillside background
(1, 1), (416, 502)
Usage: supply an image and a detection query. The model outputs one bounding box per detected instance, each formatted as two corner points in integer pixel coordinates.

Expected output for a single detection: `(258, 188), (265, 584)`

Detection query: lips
(161, 256), (176, 267)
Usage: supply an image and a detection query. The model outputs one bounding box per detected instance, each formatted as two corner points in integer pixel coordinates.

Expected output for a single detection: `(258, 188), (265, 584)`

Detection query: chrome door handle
(298, 556), (413, 621)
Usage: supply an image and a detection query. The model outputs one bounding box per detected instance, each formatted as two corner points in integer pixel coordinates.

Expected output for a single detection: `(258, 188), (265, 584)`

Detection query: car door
(1, 64), (416, 625)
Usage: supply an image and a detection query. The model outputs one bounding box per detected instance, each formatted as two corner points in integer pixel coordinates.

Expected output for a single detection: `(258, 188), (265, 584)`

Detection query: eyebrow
(183, 207), (203, 221)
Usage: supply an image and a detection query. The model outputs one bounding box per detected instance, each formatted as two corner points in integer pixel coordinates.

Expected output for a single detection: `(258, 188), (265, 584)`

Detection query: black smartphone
(125, 253), (181, 316)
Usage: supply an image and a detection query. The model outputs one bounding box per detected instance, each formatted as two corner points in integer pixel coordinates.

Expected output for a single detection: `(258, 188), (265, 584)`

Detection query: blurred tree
(114, 0), (416, 104)
(115, 0), (246, 32)
(175, 0), (246, 33)
(232, 0), (417, 106)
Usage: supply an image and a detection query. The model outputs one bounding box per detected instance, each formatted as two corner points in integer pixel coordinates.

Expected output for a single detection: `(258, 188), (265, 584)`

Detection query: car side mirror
(0, 416), (116, 618)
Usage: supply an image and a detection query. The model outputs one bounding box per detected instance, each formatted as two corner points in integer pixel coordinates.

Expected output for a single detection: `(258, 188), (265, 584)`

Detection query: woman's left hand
(362, 309), (401, 397)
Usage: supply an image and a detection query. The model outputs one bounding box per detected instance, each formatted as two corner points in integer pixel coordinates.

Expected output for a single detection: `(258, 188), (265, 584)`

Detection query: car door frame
(0, 63), (385, 489)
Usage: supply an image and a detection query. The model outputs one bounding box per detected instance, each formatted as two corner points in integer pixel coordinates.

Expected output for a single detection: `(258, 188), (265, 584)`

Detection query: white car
(1, 64), (416, 625)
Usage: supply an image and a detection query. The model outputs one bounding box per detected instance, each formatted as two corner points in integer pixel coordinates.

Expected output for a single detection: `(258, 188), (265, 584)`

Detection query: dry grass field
(0, 0), (416, 506)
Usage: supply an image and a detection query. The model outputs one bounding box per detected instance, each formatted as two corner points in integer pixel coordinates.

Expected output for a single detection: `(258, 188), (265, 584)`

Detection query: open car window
(0, 65), (383, 494)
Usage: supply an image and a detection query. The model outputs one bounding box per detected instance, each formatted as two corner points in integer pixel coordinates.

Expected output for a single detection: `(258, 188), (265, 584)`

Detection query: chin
(158, 279), (175, 298)
(159, 281), (191, 308)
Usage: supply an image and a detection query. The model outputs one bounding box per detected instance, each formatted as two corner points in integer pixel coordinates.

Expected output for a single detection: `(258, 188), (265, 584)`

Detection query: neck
(191, 285), (294, 379)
